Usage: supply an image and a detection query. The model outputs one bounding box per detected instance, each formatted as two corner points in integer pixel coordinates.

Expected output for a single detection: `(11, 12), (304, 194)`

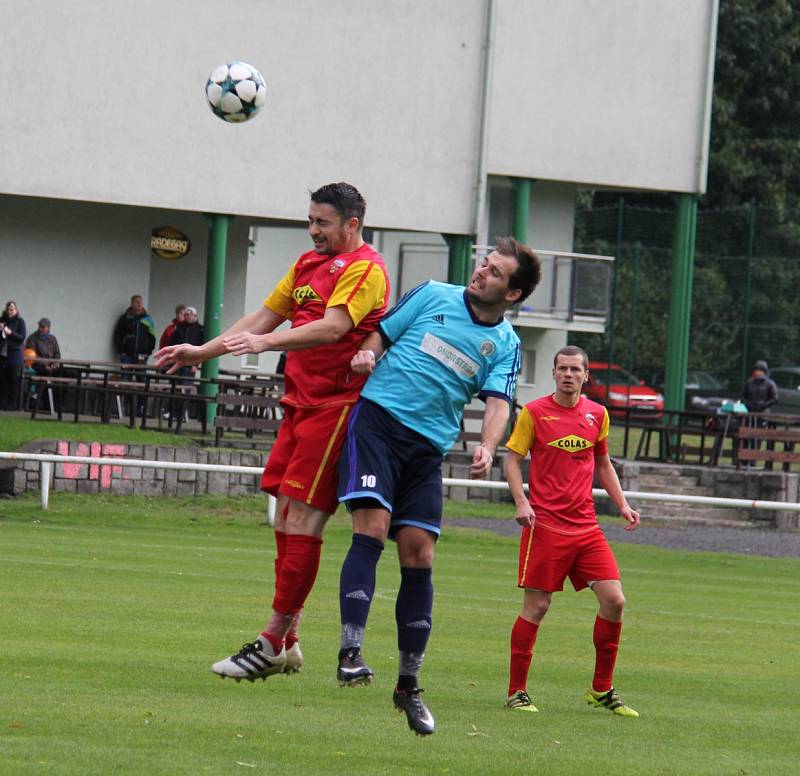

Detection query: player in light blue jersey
(335, 237), (541, 735)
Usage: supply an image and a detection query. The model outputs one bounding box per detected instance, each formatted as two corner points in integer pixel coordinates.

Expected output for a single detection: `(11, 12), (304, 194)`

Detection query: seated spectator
(168, 306), (204, 362)
(166, 306), (204, 420)
(159, 304), (186, 350)
(0, 300), (27, 410)
(114, 295), (156, 367)
(26, 318), (62, 376)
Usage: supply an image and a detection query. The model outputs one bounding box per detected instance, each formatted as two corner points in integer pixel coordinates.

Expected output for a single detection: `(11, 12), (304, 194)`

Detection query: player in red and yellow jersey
(156, 182), (389, 681)
(503, 346), (641, 717)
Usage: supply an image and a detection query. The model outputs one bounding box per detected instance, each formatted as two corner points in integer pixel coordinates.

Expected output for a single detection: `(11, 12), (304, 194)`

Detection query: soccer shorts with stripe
(337, 398), (443, 538)
(518, 523), (620, 592)
(261, 402), (351, 515)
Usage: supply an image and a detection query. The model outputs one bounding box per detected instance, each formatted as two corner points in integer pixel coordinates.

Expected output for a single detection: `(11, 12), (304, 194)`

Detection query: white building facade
(0, 0), (717, 403)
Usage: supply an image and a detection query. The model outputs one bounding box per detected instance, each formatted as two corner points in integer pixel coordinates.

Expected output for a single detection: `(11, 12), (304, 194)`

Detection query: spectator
(741, 359), (779, 466)
(168, 306), (204, 378)
(742, 360), (778, 413)
(159, 304), (186, 350)
(113, 295), (156, 367)
(0, 300), (27, 410)
(26, 318), (62, 376)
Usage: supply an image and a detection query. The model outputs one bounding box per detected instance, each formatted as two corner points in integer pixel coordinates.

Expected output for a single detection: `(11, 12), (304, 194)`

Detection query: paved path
(444, 517), (800, 558)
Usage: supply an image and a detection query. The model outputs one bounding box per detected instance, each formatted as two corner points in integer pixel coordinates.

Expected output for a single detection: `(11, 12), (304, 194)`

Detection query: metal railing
(2, 451), (798, 518)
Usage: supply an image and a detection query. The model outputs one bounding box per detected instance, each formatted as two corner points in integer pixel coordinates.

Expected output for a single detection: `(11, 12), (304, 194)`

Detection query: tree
(707, 0), (800, 213)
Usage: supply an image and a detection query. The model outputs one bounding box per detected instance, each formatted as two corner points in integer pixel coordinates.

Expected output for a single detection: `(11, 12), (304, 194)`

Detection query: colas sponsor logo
(293, 285), (322, 304)
(547, 434), (593, 453)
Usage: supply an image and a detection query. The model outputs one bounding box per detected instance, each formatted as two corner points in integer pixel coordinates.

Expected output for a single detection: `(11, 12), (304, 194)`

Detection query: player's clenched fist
(351, 349), (377, 374)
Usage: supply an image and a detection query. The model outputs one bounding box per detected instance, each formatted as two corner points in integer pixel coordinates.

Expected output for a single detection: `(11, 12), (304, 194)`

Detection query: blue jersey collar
(462, 289), (504, 327)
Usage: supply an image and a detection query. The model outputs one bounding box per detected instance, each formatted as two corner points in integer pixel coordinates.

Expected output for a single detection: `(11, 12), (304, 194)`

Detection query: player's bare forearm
(223, 305), (353, 356)
(479, 397), (510, 457)
(469, 397), (510, 479)
(359, 330), (386, 359)
(350, 330), (387, 373)
(505, 450), (535, 526)
(596, 453), (640, 531)
(154, 306), (282, 372)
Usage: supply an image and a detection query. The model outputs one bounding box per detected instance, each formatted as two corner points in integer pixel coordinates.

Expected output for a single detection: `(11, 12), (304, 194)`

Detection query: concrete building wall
(0, 194), (250, 366)
(489, 0), (717, 194)
(0, 0), (486, 234)
(0, 1), (716, 238)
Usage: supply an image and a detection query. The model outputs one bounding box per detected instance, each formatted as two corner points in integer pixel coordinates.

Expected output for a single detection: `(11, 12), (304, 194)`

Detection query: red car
(583, 362), (664, 418)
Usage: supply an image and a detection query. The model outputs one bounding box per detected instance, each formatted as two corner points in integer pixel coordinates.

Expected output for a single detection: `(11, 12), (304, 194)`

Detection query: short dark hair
(310, 182), (366, 228)
(553, 345), (589, 370)
(495, 236), (541, 301)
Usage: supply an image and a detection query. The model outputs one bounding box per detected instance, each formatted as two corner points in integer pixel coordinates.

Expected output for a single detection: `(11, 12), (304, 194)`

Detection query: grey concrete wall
(11, 441), (267, 499)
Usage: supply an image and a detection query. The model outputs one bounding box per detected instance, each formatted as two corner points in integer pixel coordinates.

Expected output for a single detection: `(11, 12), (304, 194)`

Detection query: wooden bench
(736, 425), (800, 471)
(26, 372), (212, 433)
(213, 392), (283, 448)
(632, 409), (733, 466)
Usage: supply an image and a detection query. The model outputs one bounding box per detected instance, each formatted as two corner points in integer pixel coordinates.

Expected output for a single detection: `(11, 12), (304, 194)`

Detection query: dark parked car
(767, 366), (800, 415)
(649, 369), (732, 412)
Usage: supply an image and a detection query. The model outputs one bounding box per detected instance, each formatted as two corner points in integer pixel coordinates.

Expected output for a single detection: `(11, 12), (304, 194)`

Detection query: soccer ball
(205, 61), (266, 123)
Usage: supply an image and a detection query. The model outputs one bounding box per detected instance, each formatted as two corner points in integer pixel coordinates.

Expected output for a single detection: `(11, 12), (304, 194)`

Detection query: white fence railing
(2, 452), (800, 521)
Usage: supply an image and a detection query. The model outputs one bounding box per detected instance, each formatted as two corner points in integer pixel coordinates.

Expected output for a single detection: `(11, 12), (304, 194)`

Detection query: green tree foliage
(708, 0), (800, 213)
(573, 2), (800, 388)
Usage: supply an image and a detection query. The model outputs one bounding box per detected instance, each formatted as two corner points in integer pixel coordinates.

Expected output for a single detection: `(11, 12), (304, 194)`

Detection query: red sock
(592, 616), (622, 692)
(508, 616), (539, 696)
(274, 529), (287, 580)
(271, 534), (323, 615)
(285, 611), (301, 649)
(259, 630), (285, 654)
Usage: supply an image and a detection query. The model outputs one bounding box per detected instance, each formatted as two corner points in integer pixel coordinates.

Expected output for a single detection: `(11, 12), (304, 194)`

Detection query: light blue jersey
(361, 281), (521, 454)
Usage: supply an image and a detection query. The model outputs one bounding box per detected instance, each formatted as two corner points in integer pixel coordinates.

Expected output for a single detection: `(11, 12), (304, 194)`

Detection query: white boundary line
(2, 452), (799, 519)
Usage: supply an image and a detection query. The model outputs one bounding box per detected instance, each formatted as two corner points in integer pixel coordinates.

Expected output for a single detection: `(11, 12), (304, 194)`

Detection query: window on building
(487, 181), (513, 243)
(523, 350), (536, 384)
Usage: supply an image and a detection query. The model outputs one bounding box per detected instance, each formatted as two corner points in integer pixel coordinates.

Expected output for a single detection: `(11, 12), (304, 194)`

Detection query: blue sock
(339, 533), (384, 646)
(396, 566), (433, 655)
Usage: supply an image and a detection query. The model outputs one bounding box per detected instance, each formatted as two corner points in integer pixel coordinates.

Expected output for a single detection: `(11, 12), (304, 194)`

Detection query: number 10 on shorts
(361, 474), (377, 488)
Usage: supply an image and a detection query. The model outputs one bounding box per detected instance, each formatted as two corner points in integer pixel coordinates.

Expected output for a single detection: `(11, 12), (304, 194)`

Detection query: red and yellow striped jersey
(264, 243), (389, 407)
(506, 394), (609, 534)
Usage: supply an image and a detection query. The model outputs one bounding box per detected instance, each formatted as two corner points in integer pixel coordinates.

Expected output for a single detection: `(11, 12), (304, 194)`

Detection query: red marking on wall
(58, 441), (89, 478)
(88, 443), (101, 481)
(58, 441), (127, 489)
(100, 444), (126, 488)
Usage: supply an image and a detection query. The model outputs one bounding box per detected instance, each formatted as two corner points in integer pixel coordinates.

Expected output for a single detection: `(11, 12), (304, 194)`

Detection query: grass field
(1, 494), (798, 775)
(0, 417), (192, 452)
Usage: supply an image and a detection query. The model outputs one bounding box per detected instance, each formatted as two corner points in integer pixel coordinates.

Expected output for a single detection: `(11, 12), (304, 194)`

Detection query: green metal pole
(605, 196), (624, 404)
(627, 242), (641, 382)
(511, 177), (531, 245)
(664, 194), (698, 413)
(739, 197), (756, 387)
(201, 213), (232, 424)
(444, 235), (473, 286)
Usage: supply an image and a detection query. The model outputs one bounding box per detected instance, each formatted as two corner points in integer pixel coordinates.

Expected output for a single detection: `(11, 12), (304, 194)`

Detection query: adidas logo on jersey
(432, 314), (445, 325)
(345, 589), (370, 601)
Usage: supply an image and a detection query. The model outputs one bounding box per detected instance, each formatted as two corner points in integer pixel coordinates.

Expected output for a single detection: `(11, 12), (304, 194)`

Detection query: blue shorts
(337, 399), (443, 538)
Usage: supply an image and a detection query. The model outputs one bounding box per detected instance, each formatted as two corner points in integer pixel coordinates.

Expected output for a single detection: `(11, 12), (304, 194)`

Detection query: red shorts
(518, 524), (620, 592)
(260, 403), (352, 515)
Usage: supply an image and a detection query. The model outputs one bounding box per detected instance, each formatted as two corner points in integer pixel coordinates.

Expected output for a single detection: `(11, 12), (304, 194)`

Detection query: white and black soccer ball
(205, 61), (266, 123)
